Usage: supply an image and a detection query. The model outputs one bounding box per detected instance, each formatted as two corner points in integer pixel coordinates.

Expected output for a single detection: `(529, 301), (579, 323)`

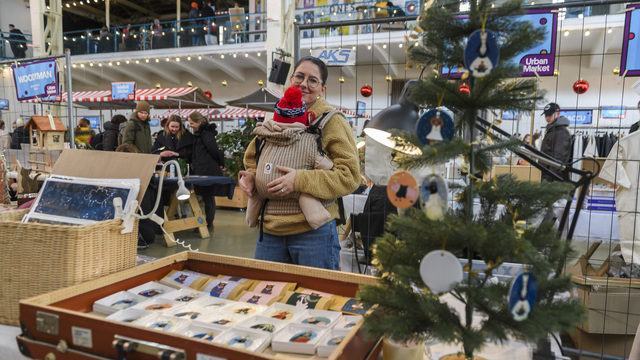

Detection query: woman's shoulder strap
(310, 110), (343, 130)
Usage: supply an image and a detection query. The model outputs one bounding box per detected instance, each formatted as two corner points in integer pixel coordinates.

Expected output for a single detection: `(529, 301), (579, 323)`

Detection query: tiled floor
(138, 207), (259, 260)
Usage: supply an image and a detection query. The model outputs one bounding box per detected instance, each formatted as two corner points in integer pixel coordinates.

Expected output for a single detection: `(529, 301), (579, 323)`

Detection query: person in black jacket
(8, 24), (26, 58)
(188, 111), (224, 229)
(101, 114), (128, 151)
(540, 102), (572, 182)
(151, 115), (194, 162)
(10, 118), (30, 149)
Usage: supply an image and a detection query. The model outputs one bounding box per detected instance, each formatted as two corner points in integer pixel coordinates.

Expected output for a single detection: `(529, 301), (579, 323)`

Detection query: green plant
(217, 118), (257, 183)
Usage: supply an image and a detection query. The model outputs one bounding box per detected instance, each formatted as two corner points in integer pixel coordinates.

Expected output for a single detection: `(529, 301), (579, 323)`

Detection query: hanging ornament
(553, 69), (559, 77)
(421, 174), (448, 221)
(386, 171), (418, 209)
(221, 80), (228, 87)
(508, 272), (538, 322)
(338, 76), (345, 84)
(155, 83), (162, 89)
(416, 109), (455, 146)
(420, 250), (463, 293)
(258, 80), (264, 86)
(187, 81), (194, 87)
(360, 85), (372, 97)
(459, 84), (470, 94)
(464, 29), (499, 78)
(204, 90), (212, 99)
(612, 67), (620, 76)
(573, 79), (589, 94)
(385, 75), (393, 82)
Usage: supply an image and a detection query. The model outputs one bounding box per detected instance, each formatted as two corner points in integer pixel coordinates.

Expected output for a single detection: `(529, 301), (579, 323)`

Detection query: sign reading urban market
(12, 59), (59, 101)
(111, 81), (136, 100)
(0, 99), (9, 110)
(311, 49), (356, 66)
(620, 4), (640, 76)
(441, 11), (557, 78)
(559, 109), (593, 125)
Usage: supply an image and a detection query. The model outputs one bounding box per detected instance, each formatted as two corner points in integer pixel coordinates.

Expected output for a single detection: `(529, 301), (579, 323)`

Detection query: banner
(559, 110), (592, 125)
(621, 4), (640, 76)
(12, 59), (59, 101)
(0, 99), (8, 110)
(312, 49), (356, 66)
(111, 81), (136, 100)
(441, 11), (557, 78)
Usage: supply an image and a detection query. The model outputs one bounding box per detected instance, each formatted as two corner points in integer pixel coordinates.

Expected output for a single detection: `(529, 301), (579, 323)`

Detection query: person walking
(122, 101), (152, 153)
(8, 24), (26, 58)
(540, 102), (572, 182)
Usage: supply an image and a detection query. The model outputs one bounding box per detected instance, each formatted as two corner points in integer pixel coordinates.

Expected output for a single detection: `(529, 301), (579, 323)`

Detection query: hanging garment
(583, 134), (599, 158)
(599, 131), (640, 265)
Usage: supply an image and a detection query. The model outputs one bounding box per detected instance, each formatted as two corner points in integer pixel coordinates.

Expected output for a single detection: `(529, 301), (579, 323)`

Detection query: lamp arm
(137, 159), (186, 220)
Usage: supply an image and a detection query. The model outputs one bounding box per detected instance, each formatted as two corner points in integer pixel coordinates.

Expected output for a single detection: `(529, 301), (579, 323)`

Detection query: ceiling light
(367, 45), (371, 50)
(221, 54), (224, 59)
(564, 30), (569, 37)
(176, 57), (180, 62)
(399, 43), (403, 48)
(383, 44), (387, 49)
(352, 46), (356, 50)
(166, 57), (170, 62)
(66, 3), (70, 7)
(135, 59), (139, 64)
(98, 63), (102, 67)
(233, 53), (237, 58)
(585, 30), (591, 36)
(187, 56), (191, 60)
(89, 62), (93, 66)
(145, 58), (149, 63)
(125, 59), (129, 64)
(108, 61), (112, 66)
(155, 58), (159, 63)
(608, 28), (613, 34)
(73, 2), (76, 6)
(197, 55), (202, 60)
(116, 61), (120, 65)
(257, 52), (260, 57)
(244, 53), (248, 57)
(72, 64), (77, 68)
(80, 64), (85, 68)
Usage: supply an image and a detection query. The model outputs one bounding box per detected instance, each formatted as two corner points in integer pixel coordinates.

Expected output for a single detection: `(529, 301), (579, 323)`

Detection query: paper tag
(72, 326), (92, 348)
(264, 163), (273, 175)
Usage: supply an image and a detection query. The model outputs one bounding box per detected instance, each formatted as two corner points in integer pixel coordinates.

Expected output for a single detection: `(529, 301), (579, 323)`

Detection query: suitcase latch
(36, 311), (59, 336)
(113, 335), (186, 360)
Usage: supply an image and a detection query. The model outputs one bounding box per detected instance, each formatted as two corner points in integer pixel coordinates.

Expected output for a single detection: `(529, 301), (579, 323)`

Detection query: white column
(266, 0), (295, 92)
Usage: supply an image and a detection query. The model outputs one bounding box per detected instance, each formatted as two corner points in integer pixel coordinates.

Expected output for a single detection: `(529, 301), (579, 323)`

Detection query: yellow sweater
(243, 98), (360, 235)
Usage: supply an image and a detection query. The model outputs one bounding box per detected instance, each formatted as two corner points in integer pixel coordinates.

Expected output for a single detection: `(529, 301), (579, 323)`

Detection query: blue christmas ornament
(416, 109), (455, 146)
(508, 272), (538, 321)
(464, 29), (500, 78)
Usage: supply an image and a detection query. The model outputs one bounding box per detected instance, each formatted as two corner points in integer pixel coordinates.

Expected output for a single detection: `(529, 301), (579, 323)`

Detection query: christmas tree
(357, 0), (585, 358)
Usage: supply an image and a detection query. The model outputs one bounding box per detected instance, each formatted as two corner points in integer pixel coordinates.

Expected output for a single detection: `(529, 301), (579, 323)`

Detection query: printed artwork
(251, 323), (276, 332)
(289, 330), (317, 343)
(203, 279), (240, 298)
(110, 299), (138, 310)
(228, 335), (254, 349)
(193, 332), (216, 341)
(302, 316), (331, 326)
(145, 303), (172, 311)
(269, 310), (295, 320)
(285, 293), (322, 309)
(327, 336), (345, 346)
(139, 289), (164, 297)
(174, 311), (201, 320)
(340, 298), (369, 315)
(149, 320), (175, 331)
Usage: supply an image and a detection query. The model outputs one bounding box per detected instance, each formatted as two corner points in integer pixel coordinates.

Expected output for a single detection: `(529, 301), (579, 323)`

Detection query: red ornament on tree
(360, 85), (372, 97)
(204, 90), (212, 98)
(459, 84), (470, 94)
(573, 80), (589, 94)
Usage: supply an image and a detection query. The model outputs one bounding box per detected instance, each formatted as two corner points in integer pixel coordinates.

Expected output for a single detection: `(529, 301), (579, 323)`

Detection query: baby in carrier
(246, 87), (334, 229)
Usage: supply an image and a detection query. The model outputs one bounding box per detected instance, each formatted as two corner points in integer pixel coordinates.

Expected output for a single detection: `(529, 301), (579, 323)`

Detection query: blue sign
(111, 82), (136, 101)
(501, 110), (521, 121)
(0, 99), (8, 110)
(621, 4), (640, 76)
(149, 119), (160, 127)
(12, 59), (59, 101)
(600, 106), (626, 119)
(311, 49), (356, 66)
(559, 110), (592, 125)
(356, 101), (366, 116)
(84, 116), (100, 129)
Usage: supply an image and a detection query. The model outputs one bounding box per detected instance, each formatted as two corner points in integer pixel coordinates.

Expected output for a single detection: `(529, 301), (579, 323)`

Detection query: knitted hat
(16, 117), (25, 127)
(273, 87), (312, 126)
(136, 101), (151, 113)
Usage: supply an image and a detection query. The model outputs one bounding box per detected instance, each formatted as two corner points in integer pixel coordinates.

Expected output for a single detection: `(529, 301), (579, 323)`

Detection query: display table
(152, 175), (236, 247)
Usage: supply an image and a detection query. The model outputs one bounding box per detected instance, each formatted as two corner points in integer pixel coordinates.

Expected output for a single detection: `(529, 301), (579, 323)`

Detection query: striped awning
(153, 108), (220, 119)
(136, 87), (197, 101)
(19, 90), (112, 103)
(211, 107), (265, 118)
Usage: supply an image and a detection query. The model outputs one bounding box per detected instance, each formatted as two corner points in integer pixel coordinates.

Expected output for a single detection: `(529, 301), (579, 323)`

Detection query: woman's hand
(267, 166), (297, 196)
(160, 150), (179, 158)
(238, 170), (255, 197)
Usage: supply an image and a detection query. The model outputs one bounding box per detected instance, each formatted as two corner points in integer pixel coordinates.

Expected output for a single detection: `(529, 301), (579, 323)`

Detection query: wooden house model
(25, 116), (67, 151)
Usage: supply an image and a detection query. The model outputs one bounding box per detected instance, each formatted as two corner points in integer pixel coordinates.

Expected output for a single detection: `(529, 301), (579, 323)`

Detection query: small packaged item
(177, 323), (226, 342)
(131, 298), (185, 312)
(105, 309), (150, 323)
(225, 303), (267, 317)
(213, 328), (271, 353)
(237, 315), (287, 338)
(93, 291), (146, 315)
(316, 329), (352, 358)
(127, 281), (175, 299)
(159, 288), (205, 303)
(295, 309), (342, 329)
(294, 287), (335, 298)
(211, 275), (258, 290)
(159, 269), (214, 290)
(333, 315), (363, 330)
(329, 296), (371, 315)
(260, 303), (304, 322)
(200, 278), (251, 300)
(249, 281), (296, 297)
(133, 313), (190, 333)
(280, 291), (333, 310)
(165, 305), (206, 321)
(236, 290), (282, 306)
(197, 312), (248, 327)
(271, 324), (327, 355)
(191, 296), (235, 312)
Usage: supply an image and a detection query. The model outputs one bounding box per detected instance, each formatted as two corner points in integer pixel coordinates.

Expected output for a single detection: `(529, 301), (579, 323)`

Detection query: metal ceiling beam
(203, 56), (245, 82)
(115, 0), (161, 20)
(62, 3), (125, 24)
(171, 60), (214, 84)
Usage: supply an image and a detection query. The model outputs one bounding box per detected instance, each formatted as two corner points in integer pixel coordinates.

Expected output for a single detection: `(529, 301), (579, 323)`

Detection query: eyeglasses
(291, 73), (322, 89)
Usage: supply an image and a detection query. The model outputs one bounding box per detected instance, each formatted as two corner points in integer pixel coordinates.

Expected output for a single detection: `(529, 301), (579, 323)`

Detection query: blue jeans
(254, 220), (340, 270)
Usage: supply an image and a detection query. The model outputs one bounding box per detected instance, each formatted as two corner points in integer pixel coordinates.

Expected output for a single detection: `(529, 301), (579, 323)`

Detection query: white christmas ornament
(420, 250), (463, 293)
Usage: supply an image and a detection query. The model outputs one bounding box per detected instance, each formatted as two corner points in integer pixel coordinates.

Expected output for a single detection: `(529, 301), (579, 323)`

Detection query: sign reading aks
(311, 49), (356, 66)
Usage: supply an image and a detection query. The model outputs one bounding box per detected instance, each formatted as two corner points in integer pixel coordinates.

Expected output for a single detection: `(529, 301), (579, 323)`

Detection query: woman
(74, 118), (94, 148)
(188, 111), (225, 230)
(239, 56), (360, 270)
(151, 115), (194, 163)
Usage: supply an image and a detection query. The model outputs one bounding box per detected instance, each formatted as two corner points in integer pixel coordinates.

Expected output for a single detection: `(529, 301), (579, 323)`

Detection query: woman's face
(168, 121), (180, 135)
(188, 118), (200, 131)
(290, 61), (326, 106)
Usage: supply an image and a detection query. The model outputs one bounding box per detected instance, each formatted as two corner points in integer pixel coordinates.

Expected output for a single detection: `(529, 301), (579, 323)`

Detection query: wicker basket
(0, 209), (138, 326)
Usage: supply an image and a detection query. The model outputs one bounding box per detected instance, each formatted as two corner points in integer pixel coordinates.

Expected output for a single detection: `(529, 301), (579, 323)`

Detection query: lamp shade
(363, 80), (420, 148)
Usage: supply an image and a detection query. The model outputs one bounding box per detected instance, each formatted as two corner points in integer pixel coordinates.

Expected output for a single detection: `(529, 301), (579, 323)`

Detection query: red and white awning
(153, 108), (220, 119)
(136, 87), (197, 101)
(19, 90), (112, 103)
(211, 107), (265, 118)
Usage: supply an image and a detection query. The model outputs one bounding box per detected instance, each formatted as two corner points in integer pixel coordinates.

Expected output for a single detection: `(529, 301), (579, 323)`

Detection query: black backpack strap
(337, 197), (346, 226)
(258, 198), (269, 242)
(306, 110), (342, 157)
